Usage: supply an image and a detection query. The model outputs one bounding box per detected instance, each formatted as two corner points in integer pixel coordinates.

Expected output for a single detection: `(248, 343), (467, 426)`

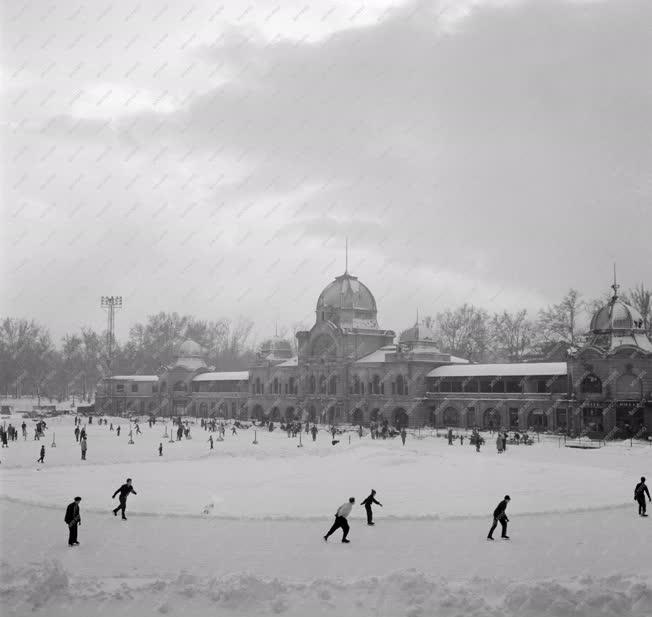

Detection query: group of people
(322, 489), (383, 543)
(0, 422), (22, 446)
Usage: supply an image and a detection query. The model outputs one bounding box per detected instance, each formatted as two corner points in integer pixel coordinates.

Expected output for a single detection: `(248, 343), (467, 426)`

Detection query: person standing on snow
(74, 425), (80, 442)
(80, 436), (87, 460)
(65, 496), (82, 546)
(37, 444), (45, 463)
(487, 495), (511, 540)
(324, 497), (355, 543)
(158, 442), (163, 456)
(361, 490), (383, 525)
(112, 478), (137, 520)
(635, 477), (651, 517)
(208, 435), (214, 450)
(400, 428), (407, 446)
(311, 425), (318, 442)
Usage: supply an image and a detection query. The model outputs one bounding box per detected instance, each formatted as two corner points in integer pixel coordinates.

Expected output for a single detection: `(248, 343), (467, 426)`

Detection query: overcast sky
(1, 0), (651, 344)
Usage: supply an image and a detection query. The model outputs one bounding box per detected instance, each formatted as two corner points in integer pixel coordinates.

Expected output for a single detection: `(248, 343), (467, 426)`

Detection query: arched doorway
(393, 408), (409, 429)
(528, 409), (548, 432)
(270, 407), (281, 421)
(370, 408), (380, 422)
(442, 407), (460, 427)
(327, 405), (335, 425)
(352, 408), (364, 426)
(252, 405), (264, 421)
(308, 405), (317, 423)
(285, 407), (295, 422)
(483, 408), (501, 430)
(199, 402), (208, 417)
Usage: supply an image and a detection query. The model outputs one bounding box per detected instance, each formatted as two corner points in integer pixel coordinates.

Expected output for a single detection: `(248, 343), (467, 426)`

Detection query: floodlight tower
(101, 296), (122, 376)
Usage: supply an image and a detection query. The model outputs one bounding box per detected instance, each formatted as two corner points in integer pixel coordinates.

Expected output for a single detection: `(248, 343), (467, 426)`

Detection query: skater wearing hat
(324, 497), (355, 543)
(361, 490), (383, 525)
(65, 497), (82, 546)
(487, 495), (511, 540)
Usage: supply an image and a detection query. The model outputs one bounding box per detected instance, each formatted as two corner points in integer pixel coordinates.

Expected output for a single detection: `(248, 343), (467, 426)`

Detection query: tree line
(0, 284), (649, 403)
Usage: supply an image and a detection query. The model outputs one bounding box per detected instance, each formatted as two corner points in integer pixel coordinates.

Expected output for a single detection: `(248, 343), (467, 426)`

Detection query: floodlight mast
(100, 296), (122, 378)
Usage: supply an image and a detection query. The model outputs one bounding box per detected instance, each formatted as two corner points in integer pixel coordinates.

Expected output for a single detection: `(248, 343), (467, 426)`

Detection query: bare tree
(490, 309), (536, 362)
(623, 283), (651, 334)
(537, 289), (586, 356)
(435, 304), (491, 362)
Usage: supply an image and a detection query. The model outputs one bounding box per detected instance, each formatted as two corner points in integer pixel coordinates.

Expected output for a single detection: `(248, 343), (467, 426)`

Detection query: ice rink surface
(2, 411), (651, 616)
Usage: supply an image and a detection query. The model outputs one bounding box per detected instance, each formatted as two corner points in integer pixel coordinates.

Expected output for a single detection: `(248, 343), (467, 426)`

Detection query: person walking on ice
(635, 477), (651, 517)
(158, 442), (163, 456)
(37, 444), (45, 464)
(80, 436), (87, 460)
(311, 425), (318, 441)
(65, 496), (82, 547)
(400, 428), (407, 446)
(361, 490), (383, 525)
(208, 435), (214, 450)
(112, 478), (137, 520)
(487, 495), (511, 540)
(324, 497), (355, 543)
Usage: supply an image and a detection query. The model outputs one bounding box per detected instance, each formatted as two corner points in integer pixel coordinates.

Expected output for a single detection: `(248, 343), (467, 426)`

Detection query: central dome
(316, 272), (377, 313)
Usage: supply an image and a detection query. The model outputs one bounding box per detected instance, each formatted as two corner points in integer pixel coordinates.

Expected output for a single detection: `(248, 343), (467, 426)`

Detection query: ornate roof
(172, 338), (207, 370)
(316, 272), (377, 313)
(585, 282), (652, 354)
(259, 336), (293, 360)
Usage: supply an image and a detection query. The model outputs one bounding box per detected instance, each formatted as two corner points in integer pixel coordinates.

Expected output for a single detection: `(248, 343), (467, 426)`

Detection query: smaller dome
(178, 338), (203, 356)
(260, 336), (293, 357)
(317, 273), (377, 313)
(590, 299), (645, 333)
(399, 322), (437, 344)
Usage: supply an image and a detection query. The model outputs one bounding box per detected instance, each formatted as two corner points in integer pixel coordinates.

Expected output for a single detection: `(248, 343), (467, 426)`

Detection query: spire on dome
(611, 262), (620, 300)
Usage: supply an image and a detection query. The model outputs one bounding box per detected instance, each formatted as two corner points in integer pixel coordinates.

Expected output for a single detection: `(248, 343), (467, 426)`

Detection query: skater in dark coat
(635, 477), (651, 516)
(361, 490), (383, 525)
(487, 495), (511, 540)
(311, 425), (318, 442)
(37, 444), (45, 463)
(112, 478), (137, 520)
(158, 442), (163, 456)
(400, 428), (407, 445)
(65, 497), (82, 546)
(324, 497), (355, 543)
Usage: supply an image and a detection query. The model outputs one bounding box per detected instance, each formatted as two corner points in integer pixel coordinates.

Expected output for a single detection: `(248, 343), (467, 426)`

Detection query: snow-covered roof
(355, 346), (397, 363)
(192, 371), (249, 382)
(109, 375), (159, 382)
(276, 357), (298, 367)
(428, 362), (567, 378)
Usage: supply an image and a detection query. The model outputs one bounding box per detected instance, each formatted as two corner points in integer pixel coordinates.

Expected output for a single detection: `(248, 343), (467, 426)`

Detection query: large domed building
(96, 271), (652, 437)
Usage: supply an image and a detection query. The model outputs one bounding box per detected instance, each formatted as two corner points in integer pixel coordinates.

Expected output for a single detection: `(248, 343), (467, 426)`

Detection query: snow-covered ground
(1, 411), (651, 616)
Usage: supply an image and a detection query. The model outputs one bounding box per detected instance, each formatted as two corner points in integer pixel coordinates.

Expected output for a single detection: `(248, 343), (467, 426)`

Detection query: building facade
(95, 272), (652, 436)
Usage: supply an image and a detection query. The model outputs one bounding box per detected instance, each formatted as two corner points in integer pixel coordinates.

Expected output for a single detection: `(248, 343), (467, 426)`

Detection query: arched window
(309, 375), (316, 394)
(289, 377), (295, 394)
(372, 375), (380, 394)
(255, 377), (261, 394)
(199, 402), (208, 416)
(396, 375), (405, 395)
(173, 381), (186, 392)
(329, 375), (337, 395)
(354, 375), (361, 394)
(273, 377), (279, 394)
(319, 375), (327, 394)
(580, 374), (602, 394)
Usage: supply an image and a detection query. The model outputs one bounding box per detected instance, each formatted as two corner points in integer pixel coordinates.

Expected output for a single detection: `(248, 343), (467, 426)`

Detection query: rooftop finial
(345, 236), (349, 274)
(611, 262), (620, 299)
(416, 308), (419, 326)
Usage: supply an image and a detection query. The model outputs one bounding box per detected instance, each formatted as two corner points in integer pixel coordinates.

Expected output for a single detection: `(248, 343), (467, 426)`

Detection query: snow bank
(2, 561), (651, 617)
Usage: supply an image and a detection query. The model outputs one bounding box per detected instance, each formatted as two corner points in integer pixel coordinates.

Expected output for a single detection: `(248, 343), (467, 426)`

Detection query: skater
(74, 425), (80, 442)
(496, 434), (503, 453)
(324, 497), (355, 543)
(231, 426), (237, 435)
(116, 425), (121, 436)
(80, 436), (87, 460)
(112, 478), (137, 520)
(37, 444), (45, 463)
(311, 425), (318, 442)
(502, 433), (508, 452)
(135, 423), (141, 435)
(21, 421), (27, 440)
(448, 428), (453, 445)
(635, 477), (651, 516)
(330, 426), (337, 440)
(208, 435), (214, 450)
(158, 442), (163, 456)
(460, 434), (464, 446)
(65, 496), (82, 546)
(400, 428), (407, 445)
(110, 423), (114, 431)
(487, 495), (511, 540)
(361, 490), (383, 525)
